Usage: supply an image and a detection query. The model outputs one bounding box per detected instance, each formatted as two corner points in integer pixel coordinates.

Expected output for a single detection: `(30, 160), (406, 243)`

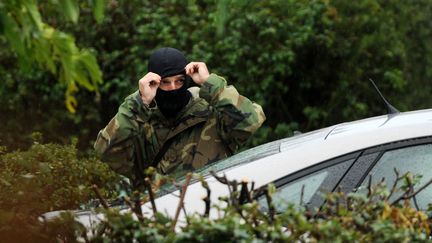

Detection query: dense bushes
(2, 0), (432, 151)
(27, 173), (432, 242)
(0, 140), (430, 242)
(0, 138), (120, 242)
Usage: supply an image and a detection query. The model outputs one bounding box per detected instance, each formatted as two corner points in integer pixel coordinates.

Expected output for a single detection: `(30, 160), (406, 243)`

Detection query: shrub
(0, 137), (120, 242)
(39, 173), (432, 242)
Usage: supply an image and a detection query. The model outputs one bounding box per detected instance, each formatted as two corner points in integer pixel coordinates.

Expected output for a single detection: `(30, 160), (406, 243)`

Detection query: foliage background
(1, 1), (432, 241)
(0, 139), (120, 242)
(1, 0), (432, 151)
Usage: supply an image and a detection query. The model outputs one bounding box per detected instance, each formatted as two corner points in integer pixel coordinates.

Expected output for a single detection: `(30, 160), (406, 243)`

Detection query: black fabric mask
(147, 47), (191, 118)
(155, 77), (192, 118)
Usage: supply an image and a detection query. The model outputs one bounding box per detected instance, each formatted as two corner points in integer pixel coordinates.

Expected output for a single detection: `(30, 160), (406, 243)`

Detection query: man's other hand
(185, 62), (210, 85)
(139, 72), (161, 105)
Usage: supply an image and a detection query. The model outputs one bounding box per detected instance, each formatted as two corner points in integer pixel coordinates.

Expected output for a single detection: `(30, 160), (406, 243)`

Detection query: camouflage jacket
(94, 74), (265, 182)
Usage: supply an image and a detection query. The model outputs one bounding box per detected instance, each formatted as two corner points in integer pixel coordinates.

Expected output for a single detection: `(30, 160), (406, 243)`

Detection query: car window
(359, 143), (432, 210)
(258, 157), (355, 212)
(194, 138), (282, 176)
(258, 170), (328, 212)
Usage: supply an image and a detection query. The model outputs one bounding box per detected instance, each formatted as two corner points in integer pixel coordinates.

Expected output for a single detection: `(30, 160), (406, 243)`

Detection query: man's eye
(177, 79), (185, 83)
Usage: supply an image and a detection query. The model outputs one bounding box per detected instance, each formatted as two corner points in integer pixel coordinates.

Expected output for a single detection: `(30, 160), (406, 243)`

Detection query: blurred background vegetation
(1, 0), (432, 152)
(1, 1), (432, 241)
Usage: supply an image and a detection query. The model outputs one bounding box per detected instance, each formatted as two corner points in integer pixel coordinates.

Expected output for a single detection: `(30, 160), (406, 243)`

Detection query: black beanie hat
(148, 47), (188, 78)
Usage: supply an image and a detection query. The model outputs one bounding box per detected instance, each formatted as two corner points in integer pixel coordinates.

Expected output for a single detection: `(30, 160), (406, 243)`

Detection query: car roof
(147, 109), (432, 218)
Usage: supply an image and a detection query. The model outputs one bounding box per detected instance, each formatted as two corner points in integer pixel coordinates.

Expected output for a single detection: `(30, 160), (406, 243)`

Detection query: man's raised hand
(185, 62), (210, 85)
(139, 72), (161, 105)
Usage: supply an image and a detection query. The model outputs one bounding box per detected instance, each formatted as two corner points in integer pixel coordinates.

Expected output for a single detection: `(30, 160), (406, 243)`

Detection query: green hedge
(0, 138), (120, 242)
(2, 0), (432, 151)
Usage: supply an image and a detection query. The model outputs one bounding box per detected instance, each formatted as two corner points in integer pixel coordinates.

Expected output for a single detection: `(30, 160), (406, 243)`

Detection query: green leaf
(39, 162), (51, 173)
(60, 0), (79, 23)
(1, 10), (29, 67)
(267, 183), (276, 196)
(92, 0), (105, 24)
(65, 91), (78, 113)
(33, 32), (57, 74)
(21, 0), (43, 30)
(77, 50), (103, 86)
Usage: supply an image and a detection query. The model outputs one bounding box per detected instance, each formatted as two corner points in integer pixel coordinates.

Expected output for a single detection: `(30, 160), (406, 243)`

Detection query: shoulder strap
(150, 134), (177, 168)
(132, 135), (176, 188)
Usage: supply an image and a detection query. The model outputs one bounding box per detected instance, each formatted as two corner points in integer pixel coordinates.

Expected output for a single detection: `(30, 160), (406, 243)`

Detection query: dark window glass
(359, 144), (432, 210)
(259, 159), (354, 212)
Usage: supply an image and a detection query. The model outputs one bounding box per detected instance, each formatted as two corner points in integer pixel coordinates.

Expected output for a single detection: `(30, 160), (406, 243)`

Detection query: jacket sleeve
(94, 91), (150, 180)
(199, 74), (266, 152)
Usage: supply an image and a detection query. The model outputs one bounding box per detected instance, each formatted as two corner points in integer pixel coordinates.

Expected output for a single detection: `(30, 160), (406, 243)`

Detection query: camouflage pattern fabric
(94, 74), (266, 183)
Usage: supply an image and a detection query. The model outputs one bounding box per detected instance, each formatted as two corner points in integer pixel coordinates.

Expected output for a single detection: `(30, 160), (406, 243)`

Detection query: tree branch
(391, 178), (432, 206)
(171, 173), (192, 230)
(91, 184), (109, 209)
(144, 177), (158, 215)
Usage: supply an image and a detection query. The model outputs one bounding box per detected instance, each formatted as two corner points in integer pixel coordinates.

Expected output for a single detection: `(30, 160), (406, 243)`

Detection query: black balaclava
(148, 47), (192, 118)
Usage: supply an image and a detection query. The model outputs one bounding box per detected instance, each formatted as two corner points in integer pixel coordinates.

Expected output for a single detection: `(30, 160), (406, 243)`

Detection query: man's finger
(186, 62), (198, 74)
(185, 64), (193, 74)
(149, 79), (160, 88)
(148, 72), (161, 78)
(149, 74), (161, 82)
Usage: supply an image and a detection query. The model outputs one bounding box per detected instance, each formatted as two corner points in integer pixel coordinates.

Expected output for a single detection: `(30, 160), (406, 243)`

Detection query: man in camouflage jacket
(94, 47), (265, 186)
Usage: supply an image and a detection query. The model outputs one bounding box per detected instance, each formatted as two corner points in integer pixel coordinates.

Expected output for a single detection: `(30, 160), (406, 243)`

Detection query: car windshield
(195, 127), (330, 177)
(195, 140), (281, 176)
(157, 128), (331, 196)
(157, 138), (283, 196)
